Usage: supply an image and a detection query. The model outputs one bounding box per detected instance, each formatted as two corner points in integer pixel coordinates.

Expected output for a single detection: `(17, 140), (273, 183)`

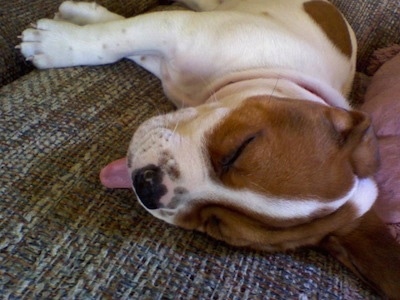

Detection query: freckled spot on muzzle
(159, 150), (181, 181)
(167, 187), (188, 209)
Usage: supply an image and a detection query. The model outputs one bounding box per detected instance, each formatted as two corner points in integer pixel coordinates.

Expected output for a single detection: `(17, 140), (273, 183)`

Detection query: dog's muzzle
(132, 164), (167, 210)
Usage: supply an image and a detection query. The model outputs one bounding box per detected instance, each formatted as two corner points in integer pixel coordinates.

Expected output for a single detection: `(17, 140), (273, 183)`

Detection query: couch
(1, 0), (399, 298)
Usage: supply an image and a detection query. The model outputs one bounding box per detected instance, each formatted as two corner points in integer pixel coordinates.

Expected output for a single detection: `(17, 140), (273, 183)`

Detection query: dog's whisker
(248, 179), (268, 193)
(172, 119), (180, 135)
(194, 73), (218, 103)
(269, 77), (280, 100)
(213, 91), (220, 103)
(145, 98), (165, 116)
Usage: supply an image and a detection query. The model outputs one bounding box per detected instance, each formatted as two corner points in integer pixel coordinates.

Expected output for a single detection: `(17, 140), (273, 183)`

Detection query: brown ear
(328, 108), (380, 177)
(321, 211), (400, 299)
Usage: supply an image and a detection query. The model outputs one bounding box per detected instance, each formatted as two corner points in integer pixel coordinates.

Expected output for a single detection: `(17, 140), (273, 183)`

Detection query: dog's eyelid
(220, 134), (257, 173)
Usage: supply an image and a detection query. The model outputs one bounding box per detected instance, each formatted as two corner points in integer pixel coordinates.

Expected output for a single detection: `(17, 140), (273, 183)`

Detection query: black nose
(132, 164), (167, 210)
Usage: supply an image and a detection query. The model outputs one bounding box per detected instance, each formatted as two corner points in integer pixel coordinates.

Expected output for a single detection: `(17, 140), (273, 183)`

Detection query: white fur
(349, 178), (378, 217)
(19, 0), (356, 106)
(151, 179), (361, 226)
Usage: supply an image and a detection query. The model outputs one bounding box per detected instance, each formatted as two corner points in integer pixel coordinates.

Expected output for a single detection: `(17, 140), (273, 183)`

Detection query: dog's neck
(207, 68), (351, 109)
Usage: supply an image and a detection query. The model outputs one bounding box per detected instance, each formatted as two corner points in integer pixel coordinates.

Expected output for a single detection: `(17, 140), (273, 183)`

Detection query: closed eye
(221, 135), (256, 173)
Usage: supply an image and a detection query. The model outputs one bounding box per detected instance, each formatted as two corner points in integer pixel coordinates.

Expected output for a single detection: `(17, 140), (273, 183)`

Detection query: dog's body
(19, 0), (400, 298)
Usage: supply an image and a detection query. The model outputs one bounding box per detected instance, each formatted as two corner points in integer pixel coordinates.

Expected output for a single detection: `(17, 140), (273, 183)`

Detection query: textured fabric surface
(331, 0), (400, 72)
(1, 0), (399, 299)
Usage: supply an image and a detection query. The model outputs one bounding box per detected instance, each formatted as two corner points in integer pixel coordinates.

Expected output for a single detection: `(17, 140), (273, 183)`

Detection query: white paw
(54, 1), (123, 25)
(18, 19), (85, 69)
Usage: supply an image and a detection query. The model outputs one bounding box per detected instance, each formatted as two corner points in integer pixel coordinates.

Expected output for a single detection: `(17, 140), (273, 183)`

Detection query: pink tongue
(100, 157), (132, 189)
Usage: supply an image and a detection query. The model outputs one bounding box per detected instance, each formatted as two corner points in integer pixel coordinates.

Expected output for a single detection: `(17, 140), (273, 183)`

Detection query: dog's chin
(100, 157), (132, 189)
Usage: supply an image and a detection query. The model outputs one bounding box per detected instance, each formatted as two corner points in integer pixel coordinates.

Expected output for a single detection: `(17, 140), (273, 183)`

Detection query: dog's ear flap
(321, 211), (400, 299)
(327, 108), (380, 177)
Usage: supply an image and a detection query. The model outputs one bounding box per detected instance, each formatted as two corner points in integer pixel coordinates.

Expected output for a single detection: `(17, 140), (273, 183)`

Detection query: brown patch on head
(207, 97), (359, 200)
(304, 0), (352, 58)
(206, 97), (379, 200)
(196, 95), (380, 248)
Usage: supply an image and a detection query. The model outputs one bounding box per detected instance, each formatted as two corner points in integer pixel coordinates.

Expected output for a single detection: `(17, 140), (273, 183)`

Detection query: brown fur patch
(304, 0), (352, 58)
(158, 150), (181, 180)
(207, 97), (356, 200)
(321, 211), (400, 298)
(174, 198), (359, 251)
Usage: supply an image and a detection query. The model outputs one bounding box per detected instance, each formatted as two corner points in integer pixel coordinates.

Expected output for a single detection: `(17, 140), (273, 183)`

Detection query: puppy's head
(127, 96), (379, 250)
(122, 95), (400, 298)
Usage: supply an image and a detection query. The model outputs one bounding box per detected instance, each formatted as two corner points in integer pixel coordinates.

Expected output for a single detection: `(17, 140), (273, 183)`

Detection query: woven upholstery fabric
(330, 0), (400, 73)
(1, 0), (399, 298)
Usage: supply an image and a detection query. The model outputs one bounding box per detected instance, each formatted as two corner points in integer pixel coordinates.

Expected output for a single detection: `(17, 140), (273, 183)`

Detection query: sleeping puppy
(18, 0), (400, 298)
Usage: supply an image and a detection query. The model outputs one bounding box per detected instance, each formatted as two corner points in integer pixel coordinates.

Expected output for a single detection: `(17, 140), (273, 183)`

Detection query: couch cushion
(331, 0), (400, 73)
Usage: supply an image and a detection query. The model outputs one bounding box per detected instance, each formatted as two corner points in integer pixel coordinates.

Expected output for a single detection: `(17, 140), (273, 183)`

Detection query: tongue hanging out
(100, 157), (132, 189)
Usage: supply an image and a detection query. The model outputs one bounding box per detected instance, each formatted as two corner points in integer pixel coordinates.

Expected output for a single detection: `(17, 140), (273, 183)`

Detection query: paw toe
(20, 28), (41, 42)
(20, 42), (41, 57)
(30, 54), (55, 69)
(58, 1), (76, 13)
(36, 18), (60, 30)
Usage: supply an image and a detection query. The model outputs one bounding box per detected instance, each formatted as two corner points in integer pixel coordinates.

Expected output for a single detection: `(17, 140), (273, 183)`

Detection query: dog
(19, 0), (400, 298)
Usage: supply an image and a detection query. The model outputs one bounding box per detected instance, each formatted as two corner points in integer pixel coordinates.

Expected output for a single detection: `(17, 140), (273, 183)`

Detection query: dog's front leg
(18, 11), (198, 71)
